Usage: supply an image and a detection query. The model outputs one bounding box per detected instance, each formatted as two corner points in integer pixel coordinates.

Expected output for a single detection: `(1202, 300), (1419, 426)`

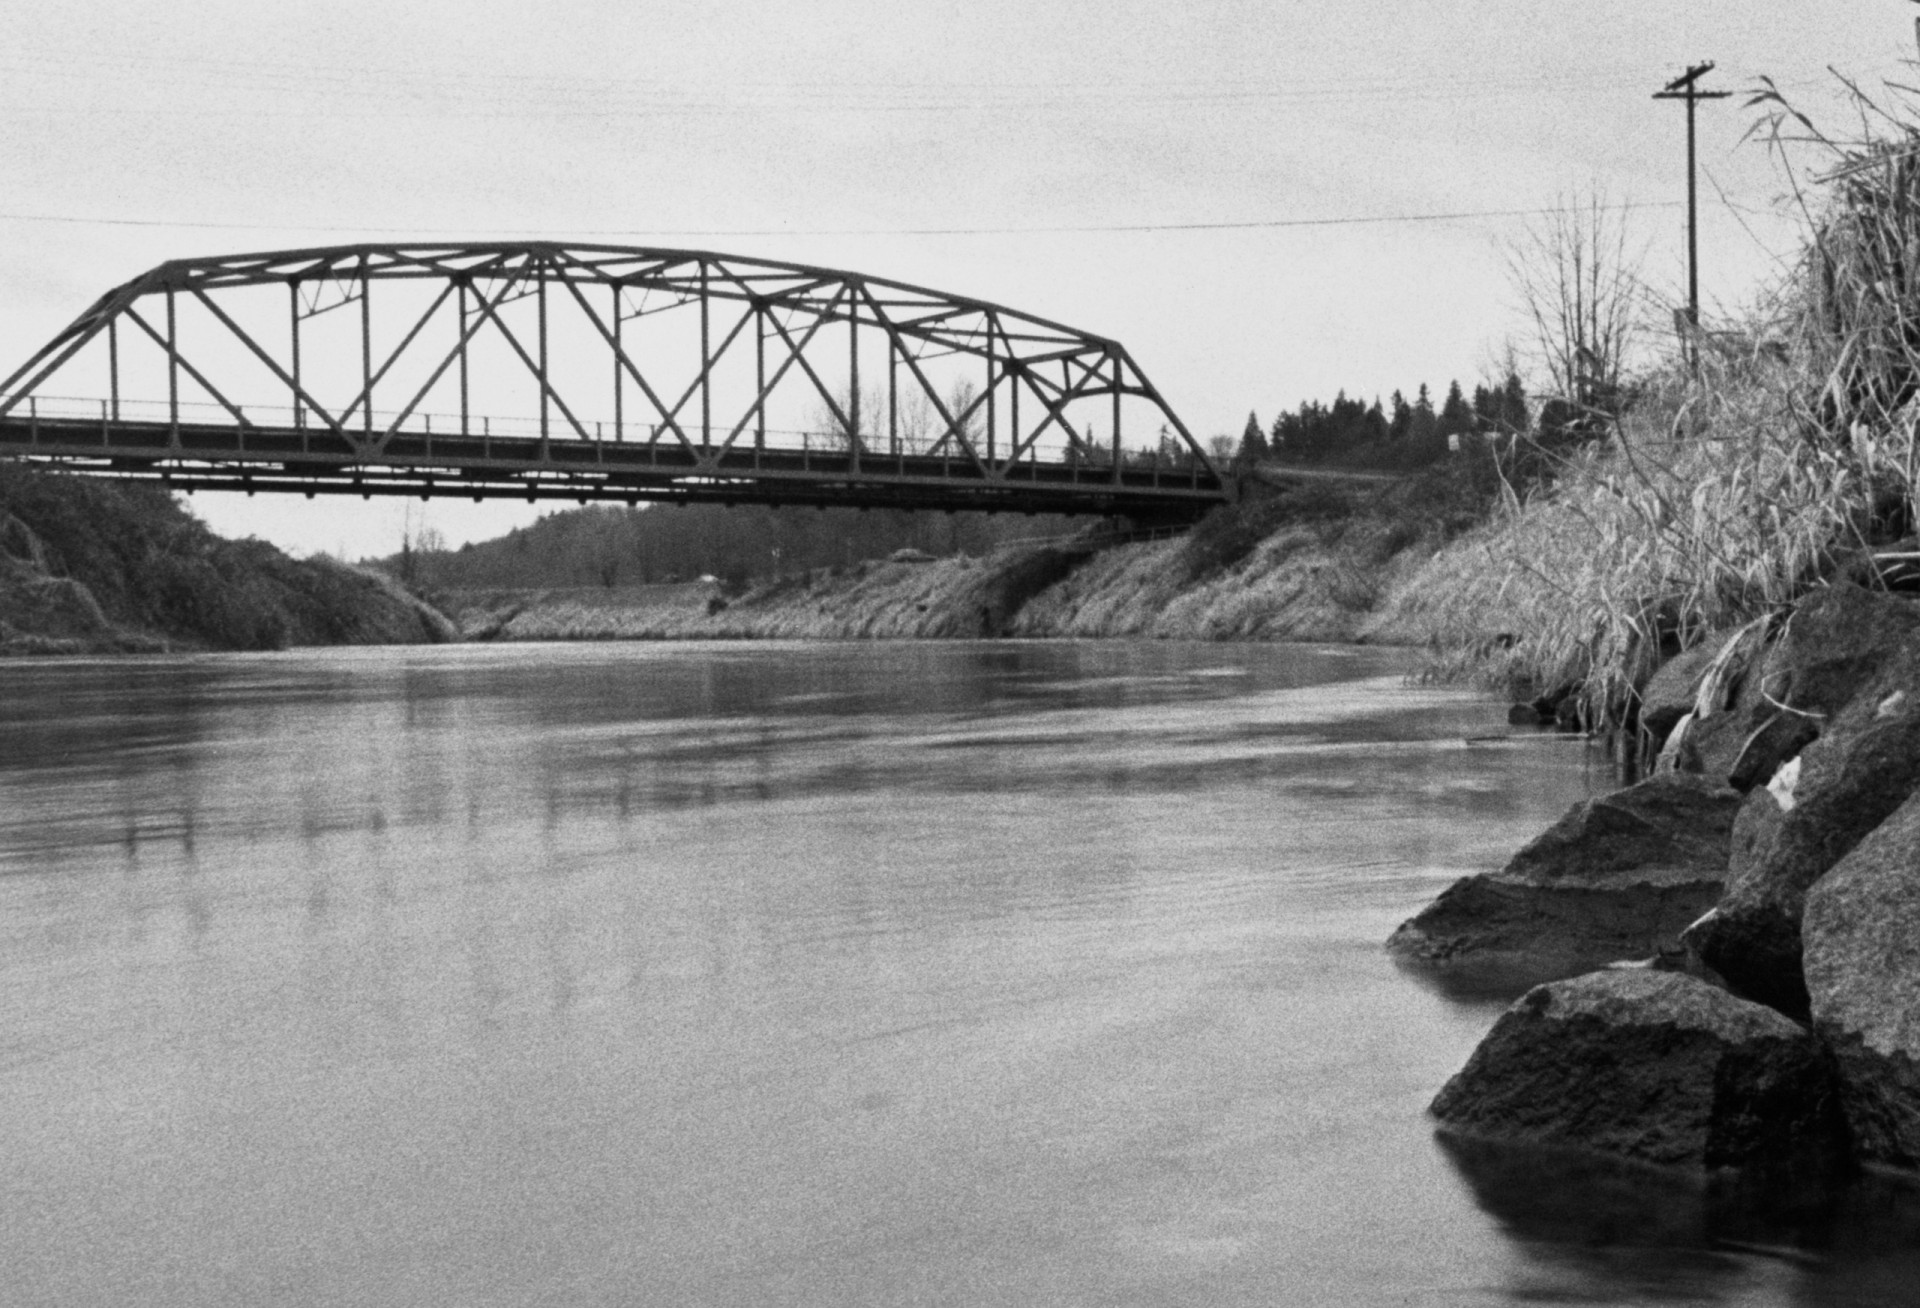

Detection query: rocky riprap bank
(1394, 580), (1920, 1176)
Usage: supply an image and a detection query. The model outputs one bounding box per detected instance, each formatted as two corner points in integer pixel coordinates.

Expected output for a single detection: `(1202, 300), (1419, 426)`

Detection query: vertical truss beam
(289, 281), (302, 431)
(699, 261), (711, 452)
(360, 261), (373, 442)
(167, 290), (180, 443)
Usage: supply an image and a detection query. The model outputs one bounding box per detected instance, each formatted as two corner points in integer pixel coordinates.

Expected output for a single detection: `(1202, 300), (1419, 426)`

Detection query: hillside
(0, 464), (454, 655)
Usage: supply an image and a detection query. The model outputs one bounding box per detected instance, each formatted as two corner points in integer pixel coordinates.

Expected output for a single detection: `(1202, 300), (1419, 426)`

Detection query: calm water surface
(2, 640), (1916, 1306)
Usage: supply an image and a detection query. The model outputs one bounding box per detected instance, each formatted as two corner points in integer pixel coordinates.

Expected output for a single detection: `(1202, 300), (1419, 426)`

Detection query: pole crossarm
(0, 241), (1225, 517)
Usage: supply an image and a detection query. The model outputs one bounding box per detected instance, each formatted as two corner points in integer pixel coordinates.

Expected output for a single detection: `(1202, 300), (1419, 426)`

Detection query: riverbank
(0, 464), (454, 655)
(433, 465), (1489, 645)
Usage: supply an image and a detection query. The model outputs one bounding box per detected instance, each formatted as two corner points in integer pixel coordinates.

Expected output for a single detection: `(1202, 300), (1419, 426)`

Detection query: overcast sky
(3, 1), (1913, 556)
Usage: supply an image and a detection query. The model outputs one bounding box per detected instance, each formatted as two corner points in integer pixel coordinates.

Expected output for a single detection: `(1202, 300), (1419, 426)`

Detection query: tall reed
(1411, 75), (1920, 724)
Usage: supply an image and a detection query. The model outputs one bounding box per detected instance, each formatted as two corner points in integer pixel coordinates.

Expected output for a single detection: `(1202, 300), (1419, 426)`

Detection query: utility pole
(1653, 62), (1731, 364)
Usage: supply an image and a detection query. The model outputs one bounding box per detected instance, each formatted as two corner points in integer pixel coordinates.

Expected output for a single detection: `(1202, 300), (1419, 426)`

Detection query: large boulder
(1764, 582), (1920, 717)
(1635, 622), (1758, 756)
(1430, 969), (1845, 1169)
(1639, 626), (1741, 754)
(1804, 789), (1920, 1170)
(1684, 654), (1920, 1017)
(1661, 616), (1778, 783)
(1389, 772), (1739, 991)
(1664, 585), (1920, 789)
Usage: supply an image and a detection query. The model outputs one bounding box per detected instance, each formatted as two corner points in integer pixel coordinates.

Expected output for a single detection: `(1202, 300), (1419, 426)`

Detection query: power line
(0, 45), (1680, 119)
(1701, 165), (1798, 269)
(0, 43), (1658, 100)
(0, 201), (1685, 240)
(0, 83), (1663, 121)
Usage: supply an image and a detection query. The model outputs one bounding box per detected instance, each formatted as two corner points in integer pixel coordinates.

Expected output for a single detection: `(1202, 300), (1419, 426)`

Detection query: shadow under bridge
(0, 243), (1228, 519)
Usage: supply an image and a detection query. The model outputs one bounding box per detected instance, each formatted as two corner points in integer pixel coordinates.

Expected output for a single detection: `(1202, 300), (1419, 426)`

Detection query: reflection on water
(1438, 1132), (1920, 1305)
(0, 640), (1911, 1306)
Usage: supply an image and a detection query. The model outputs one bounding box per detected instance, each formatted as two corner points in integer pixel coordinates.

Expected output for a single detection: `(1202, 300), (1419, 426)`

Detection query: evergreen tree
(1408, 384), (1438, 444)
(1437, 380), (1475, 437)
(1387, 390), (1412, 443)
(1365, 398), (1388, 445)
(1238, 410), (1268, 463)
(1498, 370), (1530, 435)
(1471, 383), (1499, 431)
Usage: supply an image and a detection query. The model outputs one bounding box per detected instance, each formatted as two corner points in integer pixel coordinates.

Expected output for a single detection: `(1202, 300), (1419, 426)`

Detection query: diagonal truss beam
(339, 280), (458, 430)
(857, 286), (989, 476)
(1010, 351), (1111, 461)
(0, 292), (127, 420)
(551, 251), (697, 453)
(123, 306), (260, 435)
(189, 287), (346, 436)
(763, 300), (858, 448)
(460, 263), (594, 444)
(715, 290), (847, 456)
(371, 264), (531, 452)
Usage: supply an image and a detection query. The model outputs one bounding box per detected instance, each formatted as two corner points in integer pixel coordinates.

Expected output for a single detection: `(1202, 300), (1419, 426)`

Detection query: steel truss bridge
(0, 243), (1228, 519)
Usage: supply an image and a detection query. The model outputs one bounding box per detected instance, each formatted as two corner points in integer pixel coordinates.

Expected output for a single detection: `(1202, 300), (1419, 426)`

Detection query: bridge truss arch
(0, 243), (1226, 516)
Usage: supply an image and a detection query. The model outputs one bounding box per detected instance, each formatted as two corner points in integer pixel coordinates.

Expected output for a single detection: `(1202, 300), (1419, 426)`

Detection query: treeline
(1239, 372), (1539, 470)
(395, 501), (1082, 591)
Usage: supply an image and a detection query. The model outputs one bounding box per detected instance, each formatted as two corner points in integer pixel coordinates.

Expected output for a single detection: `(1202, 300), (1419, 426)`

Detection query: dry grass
(453, 509), (1438, 648)
(1397, 76), (1920, 723)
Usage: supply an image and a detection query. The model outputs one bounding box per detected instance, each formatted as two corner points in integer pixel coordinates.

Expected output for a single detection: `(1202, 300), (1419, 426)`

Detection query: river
(0, 640), (1914, 1306)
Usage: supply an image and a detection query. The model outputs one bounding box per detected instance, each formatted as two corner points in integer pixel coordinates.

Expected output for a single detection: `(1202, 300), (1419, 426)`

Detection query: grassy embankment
(435, 459), (1501, 643)
(0, 464), (454, 655)
(1374, 81), (1920, 728)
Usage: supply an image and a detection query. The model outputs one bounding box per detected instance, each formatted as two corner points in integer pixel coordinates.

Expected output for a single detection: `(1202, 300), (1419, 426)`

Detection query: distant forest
(1238, 371), (1536, 470)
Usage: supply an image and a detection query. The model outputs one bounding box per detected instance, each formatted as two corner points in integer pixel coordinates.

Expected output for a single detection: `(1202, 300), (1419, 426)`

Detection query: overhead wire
(0, 200), (1685, 240)
(0, 40), (1656, 97)
(1701, 164), (1800, 271)
(0, 41), (1683, 119)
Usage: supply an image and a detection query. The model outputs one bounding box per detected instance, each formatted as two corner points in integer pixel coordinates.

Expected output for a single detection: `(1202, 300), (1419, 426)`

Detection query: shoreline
(431, 517), (1440, 648)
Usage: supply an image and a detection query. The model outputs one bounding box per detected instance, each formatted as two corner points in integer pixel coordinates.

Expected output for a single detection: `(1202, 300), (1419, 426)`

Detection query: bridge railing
(1, 392), (1214, 479)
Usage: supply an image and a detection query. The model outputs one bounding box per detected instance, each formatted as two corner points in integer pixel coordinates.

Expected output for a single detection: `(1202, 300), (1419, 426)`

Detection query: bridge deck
(0, 415), (1230, 518)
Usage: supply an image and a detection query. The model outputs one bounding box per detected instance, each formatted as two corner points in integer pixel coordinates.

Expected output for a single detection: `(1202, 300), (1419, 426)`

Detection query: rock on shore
(1430, 970), (1845, 1169)
(1409, 579), (1920, 1177)
(1388, 772), (1738, 989)
(1660, 585), (1920, 788)
(1804, 789), (1920, 1170)
(1684, 642), (1920, 1016)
